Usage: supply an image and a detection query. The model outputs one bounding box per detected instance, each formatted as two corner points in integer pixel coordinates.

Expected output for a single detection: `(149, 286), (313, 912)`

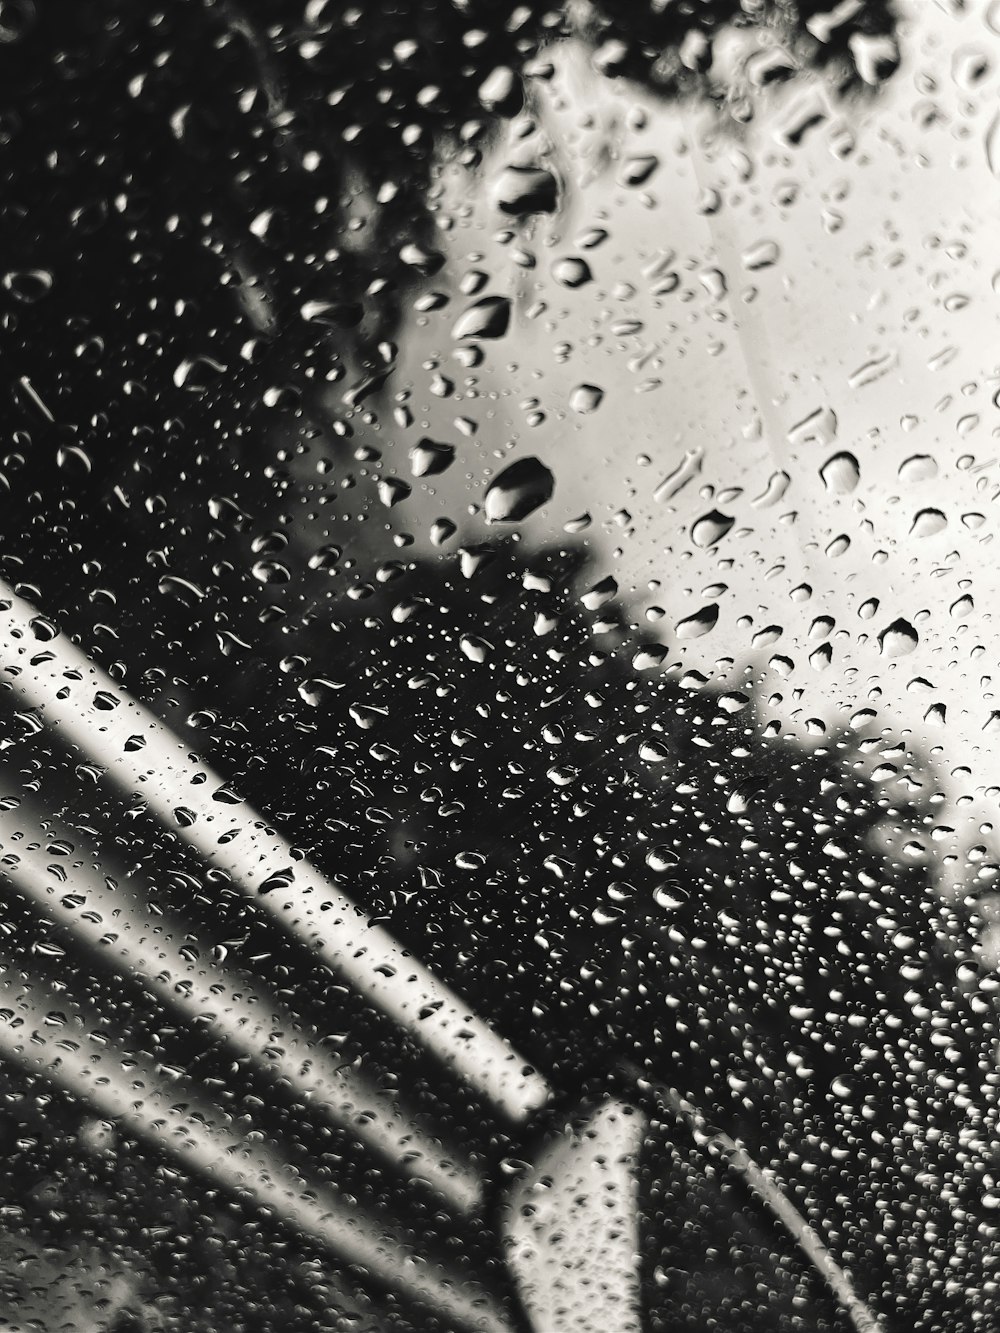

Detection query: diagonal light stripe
(0, 802), (481, 1213)
(0, 581), (552, 1123)
(0, 968), (519, 1333)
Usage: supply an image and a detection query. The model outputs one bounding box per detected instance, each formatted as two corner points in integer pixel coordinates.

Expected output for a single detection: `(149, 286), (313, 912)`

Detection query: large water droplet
(691, 510), (734, 547)
(898, 454), (938, 483)
(552, 256), (592, 289)
(452, 295), (511, 341)
(675, 604), (719, 639)
(741, 239), (780, 271)
(484, 457), (554, 522)
(478, 65), (521, 116)
(378, 477), (411, 507)
(879, 619), (918, 657)
(494, 165), (558, 216)
(910, 508), (947, 537)
(409, 439), (455, 477)
(3, 267), (52, 302)
(581, 576), (618, 611)
(570, 384), (604, 414)
(820, 451), (860, 493)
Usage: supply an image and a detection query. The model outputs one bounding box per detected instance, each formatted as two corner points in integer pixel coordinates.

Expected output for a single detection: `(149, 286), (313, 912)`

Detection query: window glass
(0, 3), (997, 1330)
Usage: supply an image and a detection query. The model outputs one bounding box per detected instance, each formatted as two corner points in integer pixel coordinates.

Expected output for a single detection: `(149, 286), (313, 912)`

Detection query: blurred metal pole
(0, 579), (552, 1124)
(0, 801), (481, 1212)
(0, 966), (520, 1333)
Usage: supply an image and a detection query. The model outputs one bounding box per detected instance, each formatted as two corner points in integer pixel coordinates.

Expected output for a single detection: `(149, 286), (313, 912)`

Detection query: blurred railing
(0, 577), (883, 1333)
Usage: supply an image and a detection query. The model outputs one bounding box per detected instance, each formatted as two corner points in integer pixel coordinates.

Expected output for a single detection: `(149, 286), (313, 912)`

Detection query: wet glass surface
(0, 2), (999, 1330)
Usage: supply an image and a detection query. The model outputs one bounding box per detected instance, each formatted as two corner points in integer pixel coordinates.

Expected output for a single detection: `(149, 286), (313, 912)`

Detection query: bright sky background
(353, 0), (1000, 899)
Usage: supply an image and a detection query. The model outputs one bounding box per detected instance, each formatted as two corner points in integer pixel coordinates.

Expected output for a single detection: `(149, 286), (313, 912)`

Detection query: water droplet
(910, 508), (947, 537)
(655, 448), (703, 502)
(879, 619), (918, 657)
(252, 559), (290, 584)
(639, 739), (670, 763)
(409, 439), (455, 477)
(56, 444), (92, 474)
(378, 477), (411, 507)
(478, 65), (521, 116)
(0, 0), (35, 43)
(3, 267), (51, 302)
(570, 384), (604, 414)
(552, 256), (592, 289)
(307, 543), (342, 571)
(848, 350), (897, 389)
(399, 242), (445, 276)
(581, 576), (618, 611)
(174, 355), (226, 392)
(751, 470), (791, 508)
(898, 454), (938, 483)
(452, 296), (511, 342)
(298, 678), (344, 707)
(618, 154), (659, 187)
(300, 299), (363, 328)
(494, 165), (558, 216)
(787, 406), (838, 449)
(460, 634), (491, 663)
(676, 605), (719, 639)
(820, 451), (860, 493)
(653, 883), (690, 910)
(430, 517), (457, 545)
(691, 510), (734, 547)
(986, 114), (1000, 179)
(741, 239), (780, 271)
(484, 457), (554, 523)
(699, 268), (727, 301)
(632, 645), (667, 670)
